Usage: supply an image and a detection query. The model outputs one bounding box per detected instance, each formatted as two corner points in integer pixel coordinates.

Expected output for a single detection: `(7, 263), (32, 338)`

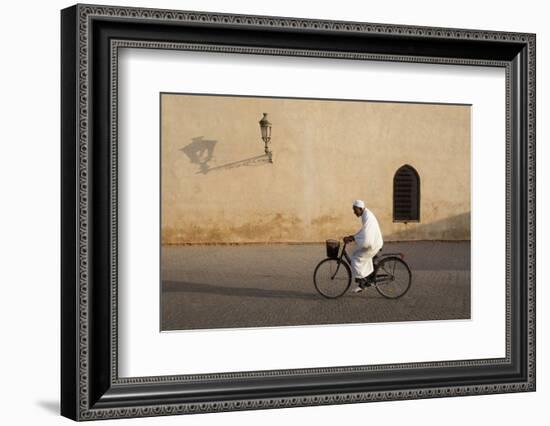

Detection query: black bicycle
(313, 239), (412, 299)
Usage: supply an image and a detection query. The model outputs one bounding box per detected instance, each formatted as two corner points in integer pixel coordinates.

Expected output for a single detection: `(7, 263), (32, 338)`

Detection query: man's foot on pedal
(355, 277), (371, 289)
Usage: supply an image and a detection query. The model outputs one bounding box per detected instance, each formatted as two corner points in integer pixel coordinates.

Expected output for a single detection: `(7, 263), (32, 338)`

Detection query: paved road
(161, 241), (470, 331)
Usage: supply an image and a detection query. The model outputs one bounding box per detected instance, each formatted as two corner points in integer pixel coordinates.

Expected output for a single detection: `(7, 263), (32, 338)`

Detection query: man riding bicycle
(343, 199), (384, 293)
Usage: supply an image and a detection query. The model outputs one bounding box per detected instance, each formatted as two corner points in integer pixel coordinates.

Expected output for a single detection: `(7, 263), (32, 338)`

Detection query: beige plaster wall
(161, 94), (470, 244)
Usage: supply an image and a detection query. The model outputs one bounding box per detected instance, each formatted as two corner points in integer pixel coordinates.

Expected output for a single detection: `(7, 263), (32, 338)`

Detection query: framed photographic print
(61, 3), (536, 421)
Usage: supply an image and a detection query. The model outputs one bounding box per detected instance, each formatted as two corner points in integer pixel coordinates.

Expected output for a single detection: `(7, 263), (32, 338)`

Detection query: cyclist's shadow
(163, 279), (321, 301)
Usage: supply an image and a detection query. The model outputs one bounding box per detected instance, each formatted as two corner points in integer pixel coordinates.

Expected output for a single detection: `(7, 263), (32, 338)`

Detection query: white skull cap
(353, 199), (365, 209)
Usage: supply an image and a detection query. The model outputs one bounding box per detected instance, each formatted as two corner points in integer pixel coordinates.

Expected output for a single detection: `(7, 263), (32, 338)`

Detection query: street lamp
(259, 113), (273, 163)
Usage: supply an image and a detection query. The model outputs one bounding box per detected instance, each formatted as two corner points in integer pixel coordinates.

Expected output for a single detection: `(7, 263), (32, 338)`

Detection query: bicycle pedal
(358, 280), (371, 289)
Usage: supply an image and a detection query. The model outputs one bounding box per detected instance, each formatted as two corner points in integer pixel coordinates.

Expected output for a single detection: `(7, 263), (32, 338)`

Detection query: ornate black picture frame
(61, 3), (536, 421)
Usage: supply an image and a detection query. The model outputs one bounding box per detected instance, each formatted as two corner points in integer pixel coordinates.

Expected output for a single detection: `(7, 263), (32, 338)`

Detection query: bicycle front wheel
(374, 257), (412, 299)
(313, 258), (351, 299)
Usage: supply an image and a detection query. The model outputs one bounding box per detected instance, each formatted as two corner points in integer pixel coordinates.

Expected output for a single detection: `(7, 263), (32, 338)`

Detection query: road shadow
(385, 212), (471, 241)
(375, 241), (470, 271)
(163, 279), (319, 301)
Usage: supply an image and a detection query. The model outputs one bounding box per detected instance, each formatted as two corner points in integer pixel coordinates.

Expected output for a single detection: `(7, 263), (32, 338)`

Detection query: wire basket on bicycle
(325, 239), (340, 259)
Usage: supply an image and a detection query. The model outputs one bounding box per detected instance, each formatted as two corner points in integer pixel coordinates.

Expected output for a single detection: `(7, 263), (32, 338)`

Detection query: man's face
(353, 206), (363, 217)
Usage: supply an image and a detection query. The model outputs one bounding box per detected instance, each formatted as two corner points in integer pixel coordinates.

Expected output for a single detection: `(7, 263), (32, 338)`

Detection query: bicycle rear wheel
(313, 258), (351, 299)
(373, 257), (411, 299)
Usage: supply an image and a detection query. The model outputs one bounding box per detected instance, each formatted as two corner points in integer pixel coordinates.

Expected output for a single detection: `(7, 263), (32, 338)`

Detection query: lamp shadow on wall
(181, 136), (270, 175)
(384, 211), (471, 241)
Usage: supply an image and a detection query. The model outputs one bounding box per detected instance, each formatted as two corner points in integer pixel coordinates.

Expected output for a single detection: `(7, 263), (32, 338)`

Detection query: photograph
(160, 93), (471, 331)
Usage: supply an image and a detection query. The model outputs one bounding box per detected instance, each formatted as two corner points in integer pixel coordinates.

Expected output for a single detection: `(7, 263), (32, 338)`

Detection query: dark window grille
(393, 165), (420, 222)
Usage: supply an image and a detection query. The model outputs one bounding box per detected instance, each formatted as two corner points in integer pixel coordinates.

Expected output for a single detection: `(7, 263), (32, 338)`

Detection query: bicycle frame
(333, 241), (405, 284)
(340, 241), (352, 263)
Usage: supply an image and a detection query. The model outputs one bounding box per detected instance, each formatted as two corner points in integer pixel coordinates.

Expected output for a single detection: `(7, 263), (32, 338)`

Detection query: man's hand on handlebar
(343, 235), (355, 244)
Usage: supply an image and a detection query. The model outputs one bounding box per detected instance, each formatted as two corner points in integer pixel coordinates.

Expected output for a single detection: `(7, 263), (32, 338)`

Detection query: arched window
(393, 165), (420, 222)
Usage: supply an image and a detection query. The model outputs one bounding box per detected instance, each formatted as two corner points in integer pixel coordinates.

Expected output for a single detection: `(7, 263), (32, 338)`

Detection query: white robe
(351, 208), (384, 279)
